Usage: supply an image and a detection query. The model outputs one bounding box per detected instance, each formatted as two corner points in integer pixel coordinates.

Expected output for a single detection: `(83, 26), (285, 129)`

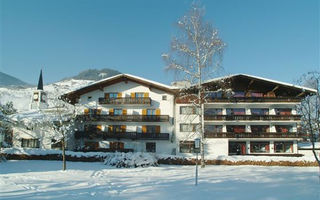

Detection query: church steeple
(30, 69), (48, 110)
(37, 70), (43, 90)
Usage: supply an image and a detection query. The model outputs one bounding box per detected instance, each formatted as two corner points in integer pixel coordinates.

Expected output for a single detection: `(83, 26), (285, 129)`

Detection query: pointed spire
(37, 69), (43, 90)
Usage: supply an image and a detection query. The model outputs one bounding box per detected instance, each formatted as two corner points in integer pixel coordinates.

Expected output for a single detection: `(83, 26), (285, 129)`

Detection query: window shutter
(97, 125), (102, 131)
(155, 109), (160, 116)
(142, 109), (147, 115)
(118, 92), (122, 98)
(105, 93), (109, 99)
(155, 126), (160, 134)
(131, 93), (135, 98)
(144, 92), (149, 98)
(122, 109), (127, 115)
(121, 125), (126, 132)
(84, 108), (89, 115)
(109, 108), (114, 115)
(97, 109), (102, 115)
(108, 125), (113, 132)
(142, 126), (147, 133)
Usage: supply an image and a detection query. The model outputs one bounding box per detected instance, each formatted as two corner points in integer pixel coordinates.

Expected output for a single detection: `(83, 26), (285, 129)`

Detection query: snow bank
(104, 152), (158, 168)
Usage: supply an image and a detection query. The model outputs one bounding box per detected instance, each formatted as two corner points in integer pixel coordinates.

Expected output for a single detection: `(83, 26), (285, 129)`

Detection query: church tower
(30, 70), (48, 110)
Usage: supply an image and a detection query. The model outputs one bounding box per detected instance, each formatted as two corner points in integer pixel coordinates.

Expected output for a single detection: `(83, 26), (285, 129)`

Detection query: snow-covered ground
(0, 160), (319, 200)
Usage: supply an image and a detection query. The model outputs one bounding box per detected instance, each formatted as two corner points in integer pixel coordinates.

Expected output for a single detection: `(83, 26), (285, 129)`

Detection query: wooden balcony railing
(75, 131), (170, 140)
(76, 114), (170, 122)
(98, 97), (151, 105)
(204, 131), (304, 138)
(204, 115), (301, 121)
(206, 97), (301, 103)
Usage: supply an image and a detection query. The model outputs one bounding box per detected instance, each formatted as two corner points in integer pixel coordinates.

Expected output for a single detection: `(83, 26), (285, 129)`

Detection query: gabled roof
(62, 74), (177, 104)
(203, 73), (317, 94)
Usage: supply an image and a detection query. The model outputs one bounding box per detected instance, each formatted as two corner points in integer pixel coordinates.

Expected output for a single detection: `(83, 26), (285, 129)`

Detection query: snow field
(0, 160), (319, 200)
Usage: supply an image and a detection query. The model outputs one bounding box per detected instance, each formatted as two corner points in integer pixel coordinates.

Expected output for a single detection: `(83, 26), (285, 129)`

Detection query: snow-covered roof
(62, 73), (178, 104)
(203, 73), (317, 93)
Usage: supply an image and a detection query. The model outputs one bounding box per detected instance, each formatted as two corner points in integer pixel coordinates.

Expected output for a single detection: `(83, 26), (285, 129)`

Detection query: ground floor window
(146, 142), (156, 153)
(21, 139), (40, 148)
(51, 139), (62, 150)
(179, 141), (195, 153)
(84, 141), (99, 150)
(274, 142), (293, 153)
(229, 142), (246, 155)
(250, 142), (270, 153)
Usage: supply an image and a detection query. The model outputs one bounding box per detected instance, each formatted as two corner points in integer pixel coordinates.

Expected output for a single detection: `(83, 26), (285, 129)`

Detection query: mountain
(0, 72), (31, 87)
(63, 68), (121, 81)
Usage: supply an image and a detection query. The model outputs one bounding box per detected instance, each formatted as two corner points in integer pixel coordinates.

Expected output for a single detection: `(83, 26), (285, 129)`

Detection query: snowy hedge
(104, 152), (158, 168)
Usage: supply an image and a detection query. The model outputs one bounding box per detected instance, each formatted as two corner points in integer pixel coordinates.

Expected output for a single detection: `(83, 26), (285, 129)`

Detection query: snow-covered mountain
(0, 79), (94, 112)
(62, 68), (121, 81)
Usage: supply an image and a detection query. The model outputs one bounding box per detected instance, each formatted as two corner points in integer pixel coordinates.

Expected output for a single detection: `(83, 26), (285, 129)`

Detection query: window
(84, 141), (99, 150)
(21, 139), (40, 148)
(146, 142), (156, 152)
(135, 93), (144, 98)
(179, 141), (195, 153)
(109, 142), (124, 150)
(251, 125), (269, 133)
(274, 142), (293, 153)
(87, 96), (92, 100)
(162, 95), (167, 100)
(226, 108), (245, 115)
(250, 92), (264, 97)
(250, 142), (270, 153)
(204, 125), (223, 133)
(275, 108), (292, 115)
(147, 109), (156, 115)
(275, 125), (292, 133)
(251, 108), (269, 115)
(207, 91), (223, 99)
(229, 142), (246, 155)
(180, 106), (197, 115)
(226, 125), (246, 133)
(51, 139), (62, 149)
(233, 91), (245, 98)
(204, 108), (222, 115)
(145, 125), (160, 133)
(109, 93), (118, 99)
(114, 108), (123, 115)
(180, 124), (197, 132)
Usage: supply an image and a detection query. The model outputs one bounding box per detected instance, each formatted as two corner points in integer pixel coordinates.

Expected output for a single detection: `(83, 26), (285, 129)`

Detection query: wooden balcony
(75, 130), (170, 140)
(204, 115), (301, 121)
(204, 131), (304, 138)
(76, 114), (170, 122)
(206, 97), (301, 103)
(98, 97), (151, 105)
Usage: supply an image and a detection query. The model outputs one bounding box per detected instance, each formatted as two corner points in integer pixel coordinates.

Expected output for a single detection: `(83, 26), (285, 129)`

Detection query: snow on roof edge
(204, 73), (317, 93)
(64, 73), (178, 95)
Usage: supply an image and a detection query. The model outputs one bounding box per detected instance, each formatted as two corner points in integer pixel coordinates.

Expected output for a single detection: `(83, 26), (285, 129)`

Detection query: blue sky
(0, 0), (319, 85)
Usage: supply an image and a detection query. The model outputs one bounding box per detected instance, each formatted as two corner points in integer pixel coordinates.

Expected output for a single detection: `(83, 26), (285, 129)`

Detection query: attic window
(87, 96), (92, 100)
(162, 95), (167, 100)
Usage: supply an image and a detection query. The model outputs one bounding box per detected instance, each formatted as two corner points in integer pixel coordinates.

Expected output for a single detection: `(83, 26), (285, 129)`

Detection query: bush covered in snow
(104, 152), (158, 168)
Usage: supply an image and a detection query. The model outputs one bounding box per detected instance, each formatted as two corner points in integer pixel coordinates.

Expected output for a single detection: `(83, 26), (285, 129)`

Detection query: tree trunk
(62, 137), (66, 171)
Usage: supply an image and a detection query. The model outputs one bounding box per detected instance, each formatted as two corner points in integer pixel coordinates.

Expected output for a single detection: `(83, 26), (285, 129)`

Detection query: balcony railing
(206, 97), (301, 103)
(75, 131), (170, 140)
(76, 114), (170, 122)
(204, 131), (304, 138)
(98, 97), (151, 105)
(204, 115), (301, 121)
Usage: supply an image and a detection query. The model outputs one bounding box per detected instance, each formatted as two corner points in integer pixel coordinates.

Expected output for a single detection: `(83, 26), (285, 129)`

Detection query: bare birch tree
(162, 3), (225, 167)
(297, 71), (320, 168)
